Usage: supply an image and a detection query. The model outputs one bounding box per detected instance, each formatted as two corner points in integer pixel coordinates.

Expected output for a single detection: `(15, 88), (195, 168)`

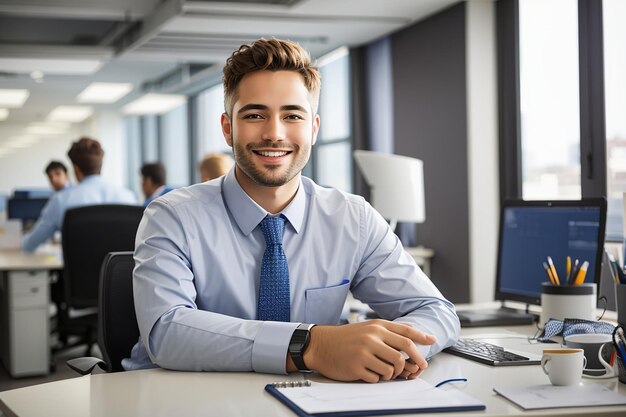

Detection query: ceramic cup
(541, 348), (586, 386)
(564, 333), (617, 377)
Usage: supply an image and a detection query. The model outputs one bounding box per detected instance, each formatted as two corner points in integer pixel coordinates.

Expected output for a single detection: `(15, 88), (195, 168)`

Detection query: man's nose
(261, 117), (286, 141)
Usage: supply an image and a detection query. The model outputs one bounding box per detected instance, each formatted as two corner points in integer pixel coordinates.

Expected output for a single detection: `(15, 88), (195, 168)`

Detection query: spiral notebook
(265, 379), (485, 417)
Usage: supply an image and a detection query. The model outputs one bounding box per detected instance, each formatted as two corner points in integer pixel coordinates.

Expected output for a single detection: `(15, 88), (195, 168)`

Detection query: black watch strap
(289, 323), (315, 372)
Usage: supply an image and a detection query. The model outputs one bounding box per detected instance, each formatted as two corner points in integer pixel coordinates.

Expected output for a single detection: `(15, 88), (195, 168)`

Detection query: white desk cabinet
(0, 270), (50, 377)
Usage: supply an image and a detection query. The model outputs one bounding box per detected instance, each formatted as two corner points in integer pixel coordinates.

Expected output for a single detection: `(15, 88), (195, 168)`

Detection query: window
(499, 0), (622, 239)
(518, 0), (581, 199)
(198, 84), (230, 155)
(124, 116), (142, 196)
(604, 0), (626, 240)
(313, 47), (352, 192)
(160, 102), (190, 187)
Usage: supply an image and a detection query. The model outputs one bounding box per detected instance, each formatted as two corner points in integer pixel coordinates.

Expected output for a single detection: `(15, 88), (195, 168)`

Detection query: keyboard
(444, 338), (541, 366)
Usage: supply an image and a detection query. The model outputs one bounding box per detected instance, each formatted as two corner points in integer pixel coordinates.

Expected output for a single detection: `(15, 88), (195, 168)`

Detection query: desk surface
(1, 325), (625, 417)
(0, 245), (62, 271)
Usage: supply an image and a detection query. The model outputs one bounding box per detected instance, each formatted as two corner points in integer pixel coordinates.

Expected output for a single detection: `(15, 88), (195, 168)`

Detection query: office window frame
(498, 0), (607, 203)
(311, 48), (353, 192)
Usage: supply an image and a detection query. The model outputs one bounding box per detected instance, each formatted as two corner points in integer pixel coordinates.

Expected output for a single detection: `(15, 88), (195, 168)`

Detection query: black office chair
(56, 204), (143, 355)
(67, 251), (139, 374)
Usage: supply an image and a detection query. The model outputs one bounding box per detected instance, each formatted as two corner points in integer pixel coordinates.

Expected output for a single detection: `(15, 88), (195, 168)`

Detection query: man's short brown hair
(141, 162), (166, 186)
(222, 38), (321, 116)
(67, 137), (104, 176)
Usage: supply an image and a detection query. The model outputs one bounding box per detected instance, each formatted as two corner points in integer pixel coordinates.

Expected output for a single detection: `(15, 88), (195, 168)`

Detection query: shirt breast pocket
(304, 280), (350, 324)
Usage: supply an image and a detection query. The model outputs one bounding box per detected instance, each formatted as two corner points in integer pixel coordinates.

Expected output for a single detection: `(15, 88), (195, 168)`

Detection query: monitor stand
(457, 304), (536, 328)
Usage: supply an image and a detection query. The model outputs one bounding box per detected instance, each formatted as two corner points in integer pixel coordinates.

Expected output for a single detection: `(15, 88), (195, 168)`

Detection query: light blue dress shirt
(124, 168), (460, 374)
(143, 185), (174, 207)
(22, 175), (137, 252)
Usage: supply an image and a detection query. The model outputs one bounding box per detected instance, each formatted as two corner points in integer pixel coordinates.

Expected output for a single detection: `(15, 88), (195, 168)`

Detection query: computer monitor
(495, 198), (607, 306)
(7, 197), (49, 231)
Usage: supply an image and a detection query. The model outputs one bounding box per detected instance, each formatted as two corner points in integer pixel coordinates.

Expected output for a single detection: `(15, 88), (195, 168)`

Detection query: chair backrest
(62, 204), (144, 309)
(98, 251), (138, 372)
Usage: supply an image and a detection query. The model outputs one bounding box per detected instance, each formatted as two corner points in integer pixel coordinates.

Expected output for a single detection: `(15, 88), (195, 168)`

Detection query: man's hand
(298, 320), (436, 383)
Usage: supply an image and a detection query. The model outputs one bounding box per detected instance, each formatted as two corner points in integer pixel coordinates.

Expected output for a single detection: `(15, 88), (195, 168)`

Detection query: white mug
(541, 348), (586, 386)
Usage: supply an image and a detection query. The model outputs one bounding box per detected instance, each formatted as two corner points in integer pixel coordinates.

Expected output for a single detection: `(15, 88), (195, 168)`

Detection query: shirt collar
(149, 185), (166, 200)
(222, 167), (306, 236)
(80, 175), (100, 184)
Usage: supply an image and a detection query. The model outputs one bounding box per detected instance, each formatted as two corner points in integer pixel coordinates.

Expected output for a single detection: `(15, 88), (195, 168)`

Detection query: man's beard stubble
(233, 140), (311, 187)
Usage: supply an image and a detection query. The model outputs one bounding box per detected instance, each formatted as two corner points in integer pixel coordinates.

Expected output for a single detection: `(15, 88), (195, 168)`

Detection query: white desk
(1, 325), (625, 417)
(0, 246), (62, 377)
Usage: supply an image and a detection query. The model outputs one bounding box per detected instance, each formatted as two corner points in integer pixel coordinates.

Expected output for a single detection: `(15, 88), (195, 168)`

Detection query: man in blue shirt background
(127, 38), (460, 382)
(22, 137), (137, 252)
(140, 162), (173, 207)
(45, 160), (71, 192)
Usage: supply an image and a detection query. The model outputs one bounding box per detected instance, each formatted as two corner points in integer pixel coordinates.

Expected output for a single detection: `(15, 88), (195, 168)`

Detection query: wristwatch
(289, 323), (316, 372)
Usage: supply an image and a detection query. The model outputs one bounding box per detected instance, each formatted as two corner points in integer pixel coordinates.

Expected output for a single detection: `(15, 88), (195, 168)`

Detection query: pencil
(573, 261), (589, 285)
(543, 262), (556, 285)
(547, 256), (560, 285)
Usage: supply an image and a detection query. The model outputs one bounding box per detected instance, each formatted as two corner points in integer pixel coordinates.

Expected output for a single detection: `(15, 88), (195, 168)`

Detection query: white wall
(0, 109), (129, 196)
(86, 109), (129, 190)
(0, 126), (78, 195)
(466, 0), (500, 302)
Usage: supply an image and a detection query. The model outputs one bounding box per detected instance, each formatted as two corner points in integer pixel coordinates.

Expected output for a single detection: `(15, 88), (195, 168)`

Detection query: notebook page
(276, 379), (484, 414)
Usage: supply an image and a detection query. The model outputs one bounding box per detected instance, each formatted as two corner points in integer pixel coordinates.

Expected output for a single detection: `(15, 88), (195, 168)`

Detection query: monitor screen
(495, 199), (607, 305)
(7, 197), (49, 231)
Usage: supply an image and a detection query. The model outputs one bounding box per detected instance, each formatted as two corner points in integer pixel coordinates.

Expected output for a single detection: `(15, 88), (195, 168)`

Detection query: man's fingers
(370, 343), (406, 379)
(381, 331), (428, 370)
(380, 321), (437, 345)
(403, 359), (419, 374)
(363, 354), (396, 381)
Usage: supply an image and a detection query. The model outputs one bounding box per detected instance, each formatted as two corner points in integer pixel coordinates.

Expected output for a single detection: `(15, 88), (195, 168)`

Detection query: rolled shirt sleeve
(351, 201), (460, 358)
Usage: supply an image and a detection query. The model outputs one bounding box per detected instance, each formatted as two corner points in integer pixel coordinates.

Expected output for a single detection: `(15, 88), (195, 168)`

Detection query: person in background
(198, 152), (234, 182)
(126, 38), (459, 383)
(22, 137), (137, 252)
(140, 162), (173, 207)
(45, 160), (71, 191)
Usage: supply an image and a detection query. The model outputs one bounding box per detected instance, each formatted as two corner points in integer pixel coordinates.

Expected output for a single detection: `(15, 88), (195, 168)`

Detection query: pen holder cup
(616, 284), (626, 327)
(540, 283), (596, 328)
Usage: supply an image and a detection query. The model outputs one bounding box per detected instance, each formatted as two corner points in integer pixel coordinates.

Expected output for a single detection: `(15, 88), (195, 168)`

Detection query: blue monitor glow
(495, 199), (607, 306)
(7, 197), (49, 231)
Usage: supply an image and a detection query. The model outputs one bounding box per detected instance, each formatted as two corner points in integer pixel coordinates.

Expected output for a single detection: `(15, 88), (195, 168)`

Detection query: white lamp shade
(354, 150), (425, 224)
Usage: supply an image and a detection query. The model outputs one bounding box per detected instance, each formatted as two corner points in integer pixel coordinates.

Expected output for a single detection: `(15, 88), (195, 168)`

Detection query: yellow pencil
(543, 261), (556, 285)
(547, 256), (560, 285)
(573, 261), (589, 285)
(566, 256), (571, 279)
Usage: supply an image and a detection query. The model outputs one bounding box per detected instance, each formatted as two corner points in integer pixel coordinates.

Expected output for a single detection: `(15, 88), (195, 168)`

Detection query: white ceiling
(0, 0), (459, 134)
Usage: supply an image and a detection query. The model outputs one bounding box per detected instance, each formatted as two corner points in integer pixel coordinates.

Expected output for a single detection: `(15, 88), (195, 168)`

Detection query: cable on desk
(434, 378), (467, 388)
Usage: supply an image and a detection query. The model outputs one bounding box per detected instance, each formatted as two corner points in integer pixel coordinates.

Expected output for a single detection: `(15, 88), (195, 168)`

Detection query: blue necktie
(257, 215), (290, 322)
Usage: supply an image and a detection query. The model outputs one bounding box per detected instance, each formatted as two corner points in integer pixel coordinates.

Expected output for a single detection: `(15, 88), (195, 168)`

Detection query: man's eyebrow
(237, 104), (268, 113)
(281, 105), (308, 112)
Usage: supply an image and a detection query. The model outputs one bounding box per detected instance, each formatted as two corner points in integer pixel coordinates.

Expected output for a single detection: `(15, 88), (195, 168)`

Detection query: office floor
(0, 343), (102, 393)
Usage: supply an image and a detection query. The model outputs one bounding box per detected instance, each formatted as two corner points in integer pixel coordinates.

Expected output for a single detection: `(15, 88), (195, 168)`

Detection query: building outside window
(519, 0), (581, 200)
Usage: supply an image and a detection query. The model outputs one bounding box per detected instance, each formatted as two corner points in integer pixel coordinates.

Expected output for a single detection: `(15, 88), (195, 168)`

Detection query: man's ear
(221, 113), (233, 147)
(73, 164), (83, 181)
(311, 114), (320, 146)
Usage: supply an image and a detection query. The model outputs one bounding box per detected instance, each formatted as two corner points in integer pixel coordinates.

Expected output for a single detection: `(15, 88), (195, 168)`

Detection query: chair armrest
(66, 357), (108, 375)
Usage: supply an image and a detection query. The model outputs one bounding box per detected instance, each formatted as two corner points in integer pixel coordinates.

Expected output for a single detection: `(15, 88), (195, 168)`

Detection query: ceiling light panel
(0, 108), (8, 121)
(47, 106), (93, 123)
(122, 93), (187, 115)
(0, 58), (104, 75)
(0, 89), (29, 108)
(77, 82), (134, 103)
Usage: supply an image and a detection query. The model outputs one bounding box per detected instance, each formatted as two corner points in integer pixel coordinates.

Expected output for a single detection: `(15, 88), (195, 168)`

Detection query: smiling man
(126, 38), (460, 382)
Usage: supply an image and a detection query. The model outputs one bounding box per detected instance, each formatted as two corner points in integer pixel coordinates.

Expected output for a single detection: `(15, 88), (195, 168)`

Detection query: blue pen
(614, 326), (626, 360)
